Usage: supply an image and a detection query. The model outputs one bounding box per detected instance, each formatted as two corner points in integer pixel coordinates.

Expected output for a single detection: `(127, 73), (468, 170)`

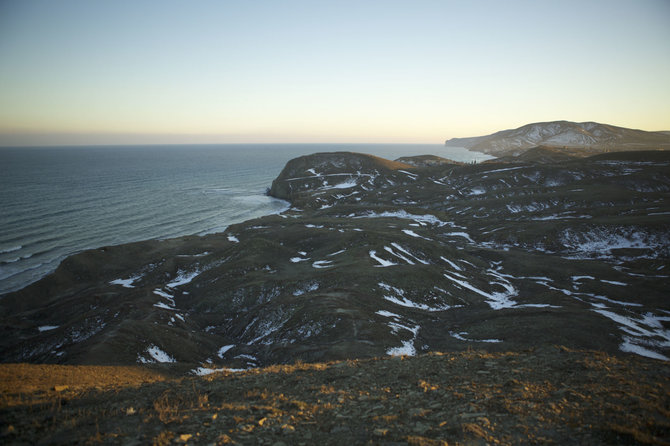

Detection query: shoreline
(0, 144), (489, 297)
(1, 148), (669, 368)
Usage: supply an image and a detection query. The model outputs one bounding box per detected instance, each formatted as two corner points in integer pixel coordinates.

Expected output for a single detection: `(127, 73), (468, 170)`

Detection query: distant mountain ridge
(445, 121), (670, 156)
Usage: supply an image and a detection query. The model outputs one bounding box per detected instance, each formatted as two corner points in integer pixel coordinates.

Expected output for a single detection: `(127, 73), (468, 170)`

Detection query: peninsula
(2, 143), (670, 444)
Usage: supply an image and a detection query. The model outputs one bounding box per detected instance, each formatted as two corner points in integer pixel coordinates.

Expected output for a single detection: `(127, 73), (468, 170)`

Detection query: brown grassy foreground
(1, 346), (669, 445)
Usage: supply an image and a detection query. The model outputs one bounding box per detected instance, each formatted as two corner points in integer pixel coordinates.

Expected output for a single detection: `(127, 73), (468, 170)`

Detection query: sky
(0, 0), (669, 146)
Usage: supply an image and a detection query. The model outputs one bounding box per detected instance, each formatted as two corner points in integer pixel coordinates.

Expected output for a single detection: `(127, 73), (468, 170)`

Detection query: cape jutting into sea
(0, 143), (492, 295)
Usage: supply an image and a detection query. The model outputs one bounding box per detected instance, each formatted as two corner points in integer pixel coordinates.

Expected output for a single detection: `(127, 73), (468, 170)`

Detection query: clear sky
(1, 0), (669, 146)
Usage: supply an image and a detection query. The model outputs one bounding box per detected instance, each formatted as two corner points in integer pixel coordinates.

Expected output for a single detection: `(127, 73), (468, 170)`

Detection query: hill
(1, 150), (669, 369)
(445, 121), (670, 156)
(1, 346), (669, 445)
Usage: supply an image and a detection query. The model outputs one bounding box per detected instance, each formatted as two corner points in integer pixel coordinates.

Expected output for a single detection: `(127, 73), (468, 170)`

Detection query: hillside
(1, 150), (669, 369)
(1, 346), (669, 445)
(445, 121), (670, 156)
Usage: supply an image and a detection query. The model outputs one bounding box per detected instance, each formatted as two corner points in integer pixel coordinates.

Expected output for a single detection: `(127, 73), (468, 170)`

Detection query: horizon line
(0, 141), (451, 149)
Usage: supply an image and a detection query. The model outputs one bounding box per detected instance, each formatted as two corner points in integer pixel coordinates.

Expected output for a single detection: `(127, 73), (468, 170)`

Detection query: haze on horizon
(0, 0), (669, 147)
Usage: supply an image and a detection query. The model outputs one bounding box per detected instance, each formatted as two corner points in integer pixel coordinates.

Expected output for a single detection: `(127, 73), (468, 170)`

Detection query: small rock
(413, 422), (430, 435)
(460, 412), (487, 419)
(330, 426), (350, 434)
(53, 385), (68, 392)
(373, 428), (389, 437)
(409, 408), (428, 418)
(281, 424), (295, 435)
(176, 433), (192, 443)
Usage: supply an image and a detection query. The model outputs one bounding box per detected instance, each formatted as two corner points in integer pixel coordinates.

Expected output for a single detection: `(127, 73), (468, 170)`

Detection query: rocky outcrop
(1, 149), (669, 368)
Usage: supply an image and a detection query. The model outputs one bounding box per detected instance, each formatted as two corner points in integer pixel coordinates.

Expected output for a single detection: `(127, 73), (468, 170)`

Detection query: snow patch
(561, 227), (670, 259)
(325, 179), (358, 189)
(357, 210), (452, 227)
(312, 260), (334, 269)
(176, 251), (210, 258)
(167, 269), (200, 288)
(139, 345), (175, 363)
(592, 309), (670, 360)
(293, 281), (319, 296)
(402, 229), (431, 240)
(619, 338), (668, 361)
(601, 279), (627, 286)
(386, 324), (420, 356)
(450, 331), (502, 343)
(440, 256), (462, 271)
(376, 310), (402, 319)
(369, 250), (397, 267)
(217, 344), (235, 358)
(290, 257), (310, 263)
(444, 232), (474, 243)
(390, 243), (429, 265)
(379, 282), (452, 311)
(443, 272), (517, 310)
(110, 274), (143, 288)
(384, 246), (414, 265)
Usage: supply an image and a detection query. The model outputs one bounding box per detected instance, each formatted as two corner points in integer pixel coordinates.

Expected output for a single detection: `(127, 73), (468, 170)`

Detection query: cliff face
(445, 121), (670, 156)
(1, 150), (670, 369)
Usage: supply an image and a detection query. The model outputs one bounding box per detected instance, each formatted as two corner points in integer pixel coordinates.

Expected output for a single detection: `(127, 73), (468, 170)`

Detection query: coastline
(2, 148), (669, 368)
(0, 144), (490, 297)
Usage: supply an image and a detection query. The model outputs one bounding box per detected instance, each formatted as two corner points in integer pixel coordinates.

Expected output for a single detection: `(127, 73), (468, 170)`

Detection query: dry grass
(2, 348), (669, 445)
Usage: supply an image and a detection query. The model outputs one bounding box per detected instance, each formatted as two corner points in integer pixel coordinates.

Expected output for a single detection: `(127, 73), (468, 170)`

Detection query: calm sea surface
(0, 144), (491, 295)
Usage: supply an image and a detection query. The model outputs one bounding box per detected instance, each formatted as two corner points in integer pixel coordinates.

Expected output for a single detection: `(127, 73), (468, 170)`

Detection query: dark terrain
(1, 347), (669, 445)
(1, 148), (669, 368)
(1, 146), (669, 444)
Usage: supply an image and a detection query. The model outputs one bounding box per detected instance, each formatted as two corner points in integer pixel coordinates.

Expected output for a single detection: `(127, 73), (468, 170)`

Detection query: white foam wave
(0, 245), (22, 254)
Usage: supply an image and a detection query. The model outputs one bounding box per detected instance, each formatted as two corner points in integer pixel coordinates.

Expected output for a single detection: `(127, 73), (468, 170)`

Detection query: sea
(0, 144), (491, 296)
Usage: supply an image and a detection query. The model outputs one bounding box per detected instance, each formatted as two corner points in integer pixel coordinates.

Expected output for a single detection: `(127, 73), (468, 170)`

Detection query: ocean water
(0, 144), (490, 295)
